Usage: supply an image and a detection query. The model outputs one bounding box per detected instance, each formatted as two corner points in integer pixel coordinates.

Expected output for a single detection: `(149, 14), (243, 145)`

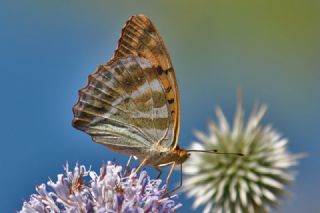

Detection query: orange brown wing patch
(109, 15), (180, 148)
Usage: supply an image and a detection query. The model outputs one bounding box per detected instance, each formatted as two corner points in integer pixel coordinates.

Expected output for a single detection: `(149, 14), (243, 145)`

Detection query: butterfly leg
(161, 162), (176, 198)
(122, 156), (133, 177)
(133, 157), (148, 175)
(165, 162), (176, 184)
(162, 163), (183, 198)
(169, 164), (183, 194)
(153, 166), (162, 179)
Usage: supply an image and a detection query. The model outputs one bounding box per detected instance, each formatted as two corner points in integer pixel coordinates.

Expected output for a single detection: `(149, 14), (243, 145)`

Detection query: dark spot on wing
(165, 86), (172, 93)
(156, 66), (163, 75)
(124, 97), (130, 104)
(168, 99), (174, 104)
(156, 66), (174, 75)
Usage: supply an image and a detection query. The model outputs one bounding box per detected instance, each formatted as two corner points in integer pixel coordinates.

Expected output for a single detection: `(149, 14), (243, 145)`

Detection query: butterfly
(72, 15), (242, 186)
(72, 14), (189, 184)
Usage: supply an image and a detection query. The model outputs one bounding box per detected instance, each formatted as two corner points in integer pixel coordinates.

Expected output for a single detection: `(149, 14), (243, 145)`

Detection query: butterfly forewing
(110, 15), (180, 148)
(73, 56), (175, 157)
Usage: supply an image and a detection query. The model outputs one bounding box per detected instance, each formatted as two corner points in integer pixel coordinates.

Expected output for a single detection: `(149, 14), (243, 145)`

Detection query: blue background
(1, 1), (319, 212)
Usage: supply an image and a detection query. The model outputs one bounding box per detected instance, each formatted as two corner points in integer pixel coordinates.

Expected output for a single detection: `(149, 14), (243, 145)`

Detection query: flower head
(20, 161), (182, 213)
(183, 99), (304, 213)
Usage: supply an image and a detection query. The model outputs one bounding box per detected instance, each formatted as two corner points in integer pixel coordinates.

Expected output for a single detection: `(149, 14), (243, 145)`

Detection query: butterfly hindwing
(72, 56), (175, 156)
(110, 15), (180, 148)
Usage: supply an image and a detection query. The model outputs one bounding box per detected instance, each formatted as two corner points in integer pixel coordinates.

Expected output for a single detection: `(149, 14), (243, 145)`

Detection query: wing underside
(73, 15), (181, 156)
(72, 56), (174, 155)
(111, 15), (180, 148)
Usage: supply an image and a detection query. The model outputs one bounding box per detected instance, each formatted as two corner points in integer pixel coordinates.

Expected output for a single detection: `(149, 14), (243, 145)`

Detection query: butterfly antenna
(186, 149), (244, 156)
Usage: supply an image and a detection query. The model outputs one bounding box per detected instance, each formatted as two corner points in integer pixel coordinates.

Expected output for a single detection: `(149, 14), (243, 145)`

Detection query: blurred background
(1, 0), (319, 212)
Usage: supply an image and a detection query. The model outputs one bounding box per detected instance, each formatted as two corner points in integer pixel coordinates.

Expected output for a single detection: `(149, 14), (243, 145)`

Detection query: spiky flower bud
(183, 100), (303, 213)
(20, 161), (182, 213)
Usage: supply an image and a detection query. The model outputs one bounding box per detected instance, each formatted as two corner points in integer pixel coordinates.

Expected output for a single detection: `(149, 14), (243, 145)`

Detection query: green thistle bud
(183, 98), (304, 213)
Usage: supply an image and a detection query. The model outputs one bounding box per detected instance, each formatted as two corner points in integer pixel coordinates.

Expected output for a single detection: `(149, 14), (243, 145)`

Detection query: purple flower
(20, 162), (182, 213)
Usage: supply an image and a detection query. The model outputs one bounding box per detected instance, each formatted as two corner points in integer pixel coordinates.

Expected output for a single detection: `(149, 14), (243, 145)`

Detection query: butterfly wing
(109, 15), (180, 148)
(72, 56), (175, 157)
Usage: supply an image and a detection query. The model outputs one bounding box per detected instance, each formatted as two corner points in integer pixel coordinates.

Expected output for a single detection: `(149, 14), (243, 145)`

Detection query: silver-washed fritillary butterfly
(72, 15), (189, 184)
(72, 15), (242, 186)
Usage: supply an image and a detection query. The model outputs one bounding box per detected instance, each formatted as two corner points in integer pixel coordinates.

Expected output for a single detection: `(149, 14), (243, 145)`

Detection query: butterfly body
(73, 15), (185, 180)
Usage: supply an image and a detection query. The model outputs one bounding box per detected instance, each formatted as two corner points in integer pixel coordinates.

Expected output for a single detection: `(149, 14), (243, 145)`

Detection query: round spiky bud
(183, 99), (303, 213)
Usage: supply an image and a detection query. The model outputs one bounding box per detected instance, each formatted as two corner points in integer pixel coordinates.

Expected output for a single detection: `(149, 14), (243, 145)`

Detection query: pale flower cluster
(20, 162), (181, 213)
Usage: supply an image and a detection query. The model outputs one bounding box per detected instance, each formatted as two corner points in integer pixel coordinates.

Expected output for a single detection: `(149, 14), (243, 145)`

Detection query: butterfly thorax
(145, 145), (190, 166)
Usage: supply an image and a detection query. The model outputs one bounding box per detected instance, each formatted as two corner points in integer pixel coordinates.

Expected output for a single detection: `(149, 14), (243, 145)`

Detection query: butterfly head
(173, 146), (191, 164)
